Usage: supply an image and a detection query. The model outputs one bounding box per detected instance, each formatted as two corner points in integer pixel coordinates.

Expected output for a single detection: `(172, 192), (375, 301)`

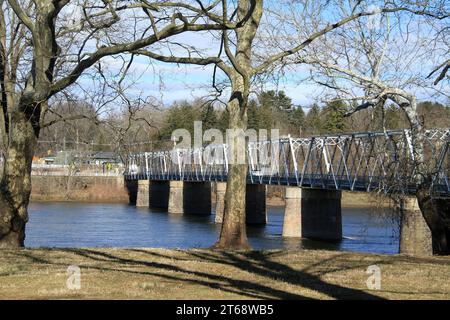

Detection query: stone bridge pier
(136, 179), (150, 207)
(214, 183), (267, 225)
(282, 187), (342, 241)
(135, 180), (170, 209)
(134, 179), (212, 214)
(169, 181), (212, 215)
(399, 197), (433, 256)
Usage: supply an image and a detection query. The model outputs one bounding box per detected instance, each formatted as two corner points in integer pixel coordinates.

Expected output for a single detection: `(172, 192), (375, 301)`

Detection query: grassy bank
(0, 248), (449, 299)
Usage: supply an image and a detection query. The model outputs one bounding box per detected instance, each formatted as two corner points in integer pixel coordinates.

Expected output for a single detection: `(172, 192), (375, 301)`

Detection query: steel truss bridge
(125, 129), (450, 196)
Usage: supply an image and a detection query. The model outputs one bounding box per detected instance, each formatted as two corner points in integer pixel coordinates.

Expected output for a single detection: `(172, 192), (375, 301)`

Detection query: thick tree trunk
(401, 98), (450, 255)
(417, 188), (450, 255)
(213, 0), (262, 250)
(213, 83), (251, 250)
(0, 107), (38, 248)
(214, 162), (250, 250)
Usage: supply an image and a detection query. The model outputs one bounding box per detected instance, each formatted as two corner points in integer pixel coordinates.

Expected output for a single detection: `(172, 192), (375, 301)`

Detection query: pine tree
(258, 90), (293, 131)
(288, 105), (306, 136)
(159, 101), (198, 140)
(323, 101), (347, 133)
(247, 99), (260, 130)
(217, 109), (230, 133)
(259, 90), (292, 111)
(305, 103), (322, 134)
(201, 104), (218, 131)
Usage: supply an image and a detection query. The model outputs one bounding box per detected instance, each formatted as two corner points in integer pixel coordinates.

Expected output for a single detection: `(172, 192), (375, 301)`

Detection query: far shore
(31, 193), (394, 209)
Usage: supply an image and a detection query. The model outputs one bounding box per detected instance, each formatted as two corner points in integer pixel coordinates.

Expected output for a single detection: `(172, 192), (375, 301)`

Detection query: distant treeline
(158, 91), (450, 139)
(36, 91), (450, 156)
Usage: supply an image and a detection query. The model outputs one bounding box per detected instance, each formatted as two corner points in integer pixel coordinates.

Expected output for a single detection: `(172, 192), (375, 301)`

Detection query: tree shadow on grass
(137, 249), (385, 300)
(17, 248), (385, 300)
(16, 249), (298, 299)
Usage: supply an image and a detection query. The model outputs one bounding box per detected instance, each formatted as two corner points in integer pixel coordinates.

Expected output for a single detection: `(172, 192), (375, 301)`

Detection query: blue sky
(71, 1), (449, 110)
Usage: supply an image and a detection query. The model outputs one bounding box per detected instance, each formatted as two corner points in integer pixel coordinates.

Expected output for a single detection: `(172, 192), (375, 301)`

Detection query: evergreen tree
(323, 101), (347, 133)
(201, 104), (218, 130)
(259, 90), (292, 111)
(159, 101), (198, 140)
(258, 90), (293, 131)
(305, 103), (322, 134)
(247, 99), (261, 130)
(217, 109), (230, 133)
(288, 105), (306, 135)
(259, 102), (274, 130)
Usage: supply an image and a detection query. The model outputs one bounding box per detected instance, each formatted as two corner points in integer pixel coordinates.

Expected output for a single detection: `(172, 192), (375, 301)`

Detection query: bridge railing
(124, 129), (450, 196)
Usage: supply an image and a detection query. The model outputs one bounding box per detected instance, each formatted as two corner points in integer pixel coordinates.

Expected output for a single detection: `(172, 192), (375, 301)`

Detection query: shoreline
(30, 195), (394, 209)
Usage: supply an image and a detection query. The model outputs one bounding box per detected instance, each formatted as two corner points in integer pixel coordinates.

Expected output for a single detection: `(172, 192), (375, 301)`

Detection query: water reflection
(26, 202), (399, 254)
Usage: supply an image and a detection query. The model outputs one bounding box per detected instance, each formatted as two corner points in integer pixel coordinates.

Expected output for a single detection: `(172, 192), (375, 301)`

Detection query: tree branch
(427, 59), (450, 85)
(50, 20), (234, 96)
(133, 49), (231, 74)
(253, 7), (440, 75)
(7, 0), (34, 33)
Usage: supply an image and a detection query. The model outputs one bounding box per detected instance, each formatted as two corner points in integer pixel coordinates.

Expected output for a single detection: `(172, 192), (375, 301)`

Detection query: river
(26, 202), (400, 254)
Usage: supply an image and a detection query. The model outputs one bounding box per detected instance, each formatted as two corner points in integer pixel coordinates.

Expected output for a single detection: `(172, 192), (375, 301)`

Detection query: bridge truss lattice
(125, 129), (450, 196)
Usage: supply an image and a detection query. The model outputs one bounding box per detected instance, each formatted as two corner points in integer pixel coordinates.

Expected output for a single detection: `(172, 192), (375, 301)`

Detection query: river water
(26, 202), (400, 254)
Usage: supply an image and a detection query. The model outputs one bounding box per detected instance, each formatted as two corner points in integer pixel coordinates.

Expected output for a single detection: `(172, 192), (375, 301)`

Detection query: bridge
(125, 129), (449, 195)
(124, 128), (449, 256)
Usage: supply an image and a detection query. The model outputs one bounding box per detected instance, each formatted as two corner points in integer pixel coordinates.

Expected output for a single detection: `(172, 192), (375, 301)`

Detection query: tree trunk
(417, 189), (450, 255)
(401, 98), (450, 255)
(0, 107), (38, 248)
(213, 83), (251, 250)
(214, 162), (250, 250)
(212, 0), (262, 250)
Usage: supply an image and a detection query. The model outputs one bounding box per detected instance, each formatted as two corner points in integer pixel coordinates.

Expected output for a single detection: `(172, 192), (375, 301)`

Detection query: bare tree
(0, 0), (248, 248)
(275, 3), (450, 253)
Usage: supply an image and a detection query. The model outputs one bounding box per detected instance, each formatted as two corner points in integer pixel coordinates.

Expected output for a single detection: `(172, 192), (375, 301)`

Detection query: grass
(0, 248), (449, 300)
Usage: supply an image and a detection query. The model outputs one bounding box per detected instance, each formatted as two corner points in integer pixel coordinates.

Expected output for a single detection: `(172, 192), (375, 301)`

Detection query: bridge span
(125, 129), (449, 196)
(124, 128), (449, 256)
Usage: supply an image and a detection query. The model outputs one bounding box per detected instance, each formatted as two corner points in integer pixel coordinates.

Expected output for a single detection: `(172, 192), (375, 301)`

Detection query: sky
(110, 56), (322, 107)
(70, 1), (449, 110)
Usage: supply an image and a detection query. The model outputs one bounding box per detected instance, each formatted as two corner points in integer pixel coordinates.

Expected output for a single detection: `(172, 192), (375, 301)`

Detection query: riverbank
(31, 176), (129, 203)
(0, 248), (448, 299)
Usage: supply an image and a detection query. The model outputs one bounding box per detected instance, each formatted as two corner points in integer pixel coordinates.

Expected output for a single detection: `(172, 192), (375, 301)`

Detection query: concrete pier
(399, 197), (432, 256)
(214, 182), (227, 223)
(183, 182), (212, 215)
(282, 188), (342, 240)
(168, 181), (212, 215)
(246, 184), (267, 225)
(300, 189), (342, 241)
(136, 180), (150, 207)
(168, 181), (184, 214)
(149, 180), (170, 209)
(215, 183), (267, 224)
(282, 187), (302, 237)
